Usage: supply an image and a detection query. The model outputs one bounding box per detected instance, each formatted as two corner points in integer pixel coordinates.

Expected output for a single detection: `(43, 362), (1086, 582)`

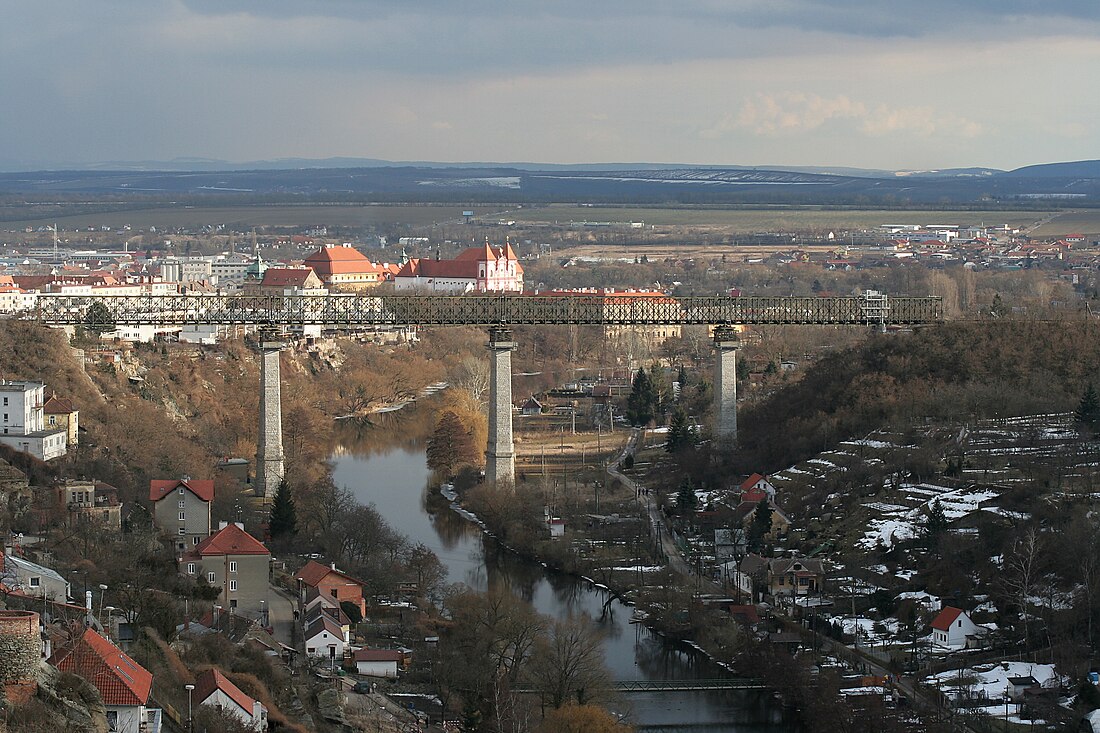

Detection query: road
(606, 428), (693, 577)
(268, 585), (297, 647)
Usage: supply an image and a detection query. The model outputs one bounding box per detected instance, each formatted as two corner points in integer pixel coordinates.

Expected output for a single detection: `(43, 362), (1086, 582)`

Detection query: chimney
(330, 562), (337, 570)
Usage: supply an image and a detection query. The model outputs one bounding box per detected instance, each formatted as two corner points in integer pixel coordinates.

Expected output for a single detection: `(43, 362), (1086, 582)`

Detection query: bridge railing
(32, 293), (943, 327)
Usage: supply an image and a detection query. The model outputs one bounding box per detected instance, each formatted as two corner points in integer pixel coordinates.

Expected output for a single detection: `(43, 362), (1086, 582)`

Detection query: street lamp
(97, 584), (108, 624)
(103, 606), (115, 642)
(185, 683), (195, 733)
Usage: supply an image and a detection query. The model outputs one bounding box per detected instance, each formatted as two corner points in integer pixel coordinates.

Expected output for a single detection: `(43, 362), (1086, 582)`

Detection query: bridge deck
(33, 293), (942, 327)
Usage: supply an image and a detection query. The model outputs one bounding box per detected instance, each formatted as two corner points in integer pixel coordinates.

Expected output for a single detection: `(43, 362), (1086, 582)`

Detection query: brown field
(1028, 209), (1100, 237)
(0, 204), (500, 231)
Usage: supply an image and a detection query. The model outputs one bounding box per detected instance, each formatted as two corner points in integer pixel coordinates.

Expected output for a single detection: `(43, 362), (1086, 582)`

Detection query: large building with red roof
(393, 241), (523, 293)
(150, 478), (214, 553)
(49, 628), (161, 733)
(303, 244), (389, 291)
(180, 523), (270, 617)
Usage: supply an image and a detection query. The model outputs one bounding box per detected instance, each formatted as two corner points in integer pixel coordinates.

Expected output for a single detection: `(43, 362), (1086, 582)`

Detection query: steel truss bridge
(33, 293), (942, 327)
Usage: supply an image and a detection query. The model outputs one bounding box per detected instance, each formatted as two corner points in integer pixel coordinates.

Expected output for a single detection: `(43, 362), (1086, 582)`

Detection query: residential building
(353, 648), (403, 678)
(393, 241), (523, 293)
(180, 523), (270, 616)
(294, 560), (367, 618)
(42, 394), (79, 446)
(150, 478), (213, 553)
(931, 606), (986, 649)
(0, 380), (68, 461)
(767, 557), (825, 599)
(257, 267), (326, 295)
(304, 614), (349, 660)
(739, 473), (776, 503)
(1, 552), (70, 601)
(58, 479), (122, 530)
(193, 668), (268, 732)
(48, 628), (161, 733)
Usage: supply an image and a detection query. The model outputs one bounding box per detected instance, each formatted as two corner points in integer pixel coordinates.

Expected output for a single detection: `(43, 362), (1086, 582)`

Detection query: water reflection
(331, 407), (793, 732)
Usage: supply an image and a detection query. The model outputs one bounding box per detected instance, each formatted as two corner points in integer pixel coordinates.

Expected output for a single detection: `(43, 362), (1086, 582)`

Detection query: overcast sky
(2, 1), (1098, 171)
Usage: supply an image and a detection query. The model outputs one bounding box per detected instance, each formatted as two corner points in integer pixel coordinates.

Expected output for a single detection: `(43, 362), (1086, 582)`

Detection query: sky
(1, 1), (1098, 171)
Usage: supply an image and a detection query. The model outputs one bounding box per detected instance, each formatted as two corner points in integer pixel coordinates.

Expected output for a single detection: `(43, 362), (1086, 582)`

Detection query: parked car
(352, 681), (373, 694)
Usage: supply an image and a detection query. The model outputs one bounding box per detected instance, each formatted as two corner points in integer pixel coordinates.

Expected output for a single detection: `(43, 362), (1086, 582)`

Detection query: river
(331, 406), (793, 732)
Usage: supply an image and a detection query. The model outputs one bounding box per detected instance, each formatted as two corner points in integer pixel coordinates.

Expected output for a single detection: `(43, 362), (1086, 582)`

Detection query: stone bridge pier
(713, 326), (740, 443)
(485, 327), (516, 487)
(256, 336), (286, 499)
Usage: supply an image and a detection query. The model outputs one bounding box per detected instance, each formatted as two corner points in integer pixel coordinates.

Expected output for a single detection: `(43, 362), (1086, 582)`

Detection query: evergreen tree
(666, 409), (687, 453)
(922, 498), (948, 551)
(648, 363), (667, 418)
(676, 478), (698, 513)
(677, 364), (688, 392)
(269, 480), (297, 540)
(1077, 383), (1100, 427)
(84, 300), (115, 335)
(626, 368), (653, 426)
(748, 499), (772, 551)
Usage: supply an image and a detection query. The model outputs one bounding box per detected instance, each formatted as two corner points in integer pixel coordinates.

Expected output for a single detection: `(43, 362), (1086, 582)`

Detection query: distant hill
(1003, 159), (1100, 178)
(1, 158), (1100, 205)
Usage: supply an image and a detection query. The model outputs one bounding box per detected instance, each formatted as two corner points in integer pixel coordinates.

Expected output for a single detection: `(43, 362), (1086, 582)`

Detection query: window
(193, 536), (201, 545)
(207, 572), (216, 583)
(178, 500), (185, 508)
(29, 577), (40, 588)
(178, 528), (185, 535)
(229, 599), (237, 608)
(229, 580), (238, 592)
(331, 589), (338, 598)
(179, 512), (186, 521)
(178, 486), (185, 495)
(229, 561), (237, 573)
(187, 563), (195, 574)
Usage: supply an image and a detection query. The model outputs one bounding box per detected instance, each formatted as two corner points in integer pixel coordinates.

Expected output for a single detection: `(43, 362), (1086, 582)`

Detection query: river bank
(331, 413), (793, 732)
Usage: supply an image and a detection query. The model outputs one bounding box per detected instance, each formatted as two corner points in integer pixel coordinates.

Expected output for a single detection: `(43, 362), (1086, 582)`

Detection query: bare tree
(527, 614), (612, 709)
(454, 355), (491, 406)
(1001, 528), (1043, 649)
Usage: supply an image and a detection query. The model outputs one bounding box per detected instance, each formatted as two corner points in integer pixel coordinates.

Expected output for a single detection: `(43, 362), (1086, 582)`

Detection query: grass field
(500, 205), (1055, 232)
(5, 201), (1097, 237)
(1, 204), (501, 231)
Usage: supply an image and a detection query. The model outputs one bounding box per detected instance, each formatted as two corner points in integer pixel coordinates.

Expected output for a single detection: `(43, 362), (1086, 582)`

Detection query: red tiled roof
(261, 268), (318, 288)
(353, 648), (403, 663)
(194, 668), (258, 716)
(187, 524), (268, 557)
(740, 473), (766, 491)
(294, 560), (363, 589)
(43, 395), (76, 414)
(931, 606), (964, 631)
(149, 479), (215, 503)
(49, 629), (152, 706)
(303, 246), (376, 276)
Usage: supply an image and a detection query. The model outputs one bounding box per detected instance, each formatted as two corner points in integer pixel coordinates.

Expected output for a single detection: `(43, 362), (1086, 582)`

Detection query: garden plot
(857, 483), (1000, 549)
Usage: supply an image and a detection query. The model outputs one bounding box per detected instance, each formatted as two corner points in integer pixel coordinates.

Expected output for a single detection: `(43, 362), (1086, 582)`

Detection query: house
(193, 668), (268, 731)
(739, 473), (776, 503)
(520, 397), (543, 416)
(1, 552), (70, 601)
(43, 394), (79, 446)
(180, 523), (270, 617)
(294, 560), (367, 618)
(1006, 675), (1040, 700)
(303, 615), (349, 661)
(48, 628), (162, 733)
(303, 603), (351, 642)
(150, 478), (214, 552)
(930, 606), (987, 649)
(393, 241), (523, 293)
(0, 380), (68, 461)
(58, 479), (122, 530)
(354, 648), (404, 678)
(767, 557), (825, 598)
